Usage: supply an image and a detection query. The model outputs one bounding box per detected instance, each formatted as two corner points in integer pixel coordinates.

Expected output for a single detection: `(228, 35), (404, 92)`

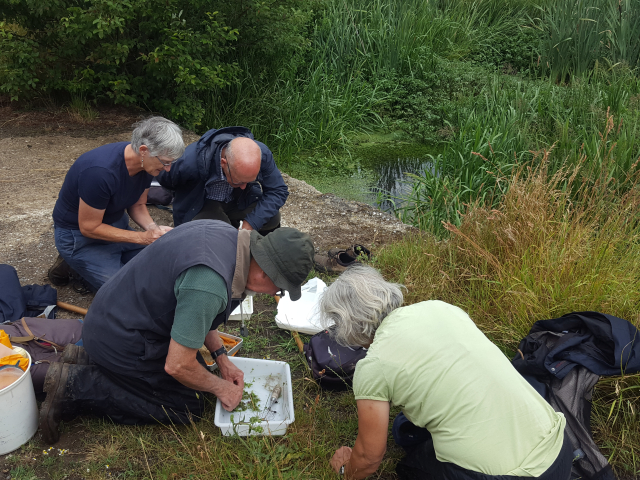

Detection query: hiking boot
(39, 362), (71, 444)
(72, 278), (95, 295)
(48, 255), (73, 286)
(61, 344), (91, 365)
(314, 249), (357, 274)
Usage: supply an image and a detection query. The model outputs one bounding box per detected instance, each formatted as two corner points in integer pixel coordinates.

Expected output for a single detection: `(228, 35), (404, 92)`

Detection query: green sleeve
(171, 264), (229, 349)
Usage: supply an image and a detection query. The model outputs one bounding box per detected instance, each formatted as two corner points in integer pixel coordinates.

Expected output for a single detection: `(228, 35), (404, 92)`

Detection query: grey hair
(320, 264), (404, 346)
(130, 116), (185, 159)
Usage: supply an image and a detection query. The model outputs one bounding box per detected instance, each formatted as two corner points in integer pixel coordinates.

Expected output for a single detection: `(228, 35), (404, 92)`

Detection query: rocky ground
(0, 106), (414, 311)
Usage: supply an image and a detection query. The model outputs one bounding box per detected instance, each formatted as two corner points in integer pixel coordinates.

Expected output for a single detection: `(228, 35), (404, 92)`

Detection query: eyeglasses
(223, 158), (248, 188)
(154, 156), (173, 167)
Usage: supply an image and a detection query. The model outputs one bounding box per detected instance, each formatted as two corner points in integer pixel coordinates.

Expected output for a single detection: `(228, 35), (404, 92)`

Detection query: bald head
(222, 138), (261, 187)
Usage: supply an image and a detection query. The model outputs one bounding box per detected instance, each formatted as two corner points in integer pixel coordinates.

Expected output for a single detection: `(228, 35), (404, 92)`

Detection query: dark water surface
(361, 156), (435, 212)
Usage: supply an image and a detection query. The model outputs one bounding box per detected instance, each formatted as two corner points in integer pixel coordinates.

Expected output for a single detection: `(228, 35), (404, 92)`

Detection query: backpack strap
(8, 318), (65, 351)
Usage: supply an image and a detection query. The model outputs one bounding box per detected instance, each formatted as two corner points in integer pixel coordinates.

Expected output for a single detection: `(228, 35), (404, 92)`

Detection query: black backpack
(303, 330), (367, 391)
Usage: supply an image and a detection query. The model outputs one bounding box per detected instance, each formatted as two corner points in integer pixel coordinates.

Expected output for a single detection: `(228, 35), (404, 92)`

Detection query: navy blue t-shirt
(52, 142), (152, 230)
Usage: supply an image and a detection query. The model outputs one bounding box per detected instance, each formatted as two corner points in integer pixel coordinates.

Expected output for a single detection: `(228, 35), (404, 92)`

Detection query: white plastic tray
(214, 357), (294, 436)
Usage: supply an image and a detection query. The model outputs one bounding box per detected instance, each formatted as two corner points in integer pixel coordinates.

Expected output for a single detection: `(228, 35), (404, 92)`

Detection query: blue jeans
(54, 214), (145, 291)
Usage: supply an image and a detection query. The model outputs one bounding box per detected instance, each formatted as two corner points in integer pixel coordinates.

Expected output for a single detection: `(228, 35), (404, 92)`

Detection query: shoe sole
(39, 363), (68, 444)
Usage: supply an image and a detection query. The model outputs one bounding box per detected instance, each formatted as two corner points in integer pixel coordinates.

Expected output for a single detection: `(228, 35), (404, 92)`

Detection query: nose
(239, 183), (247, 190)
(164, 164), (171, 172)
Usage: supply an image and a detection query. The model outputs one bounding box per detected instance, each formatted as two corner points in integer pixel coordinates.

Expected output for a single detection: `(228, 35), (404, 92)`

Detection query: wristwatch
(212, 345), (227, 360)
(339, 465), (345, 476)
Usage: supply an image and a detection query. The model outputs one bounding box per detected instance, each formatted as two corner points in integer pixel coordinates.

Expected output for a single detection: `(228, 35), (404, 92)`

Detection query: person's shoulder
(76, 141), (128, 167)
(397, 300), (470, 320)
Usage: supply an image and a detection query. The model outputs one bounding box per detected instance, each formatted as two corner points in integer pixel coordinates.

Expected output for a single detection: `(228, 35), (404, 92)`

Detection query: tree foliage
(0, 0), (317, 127)
(0, 0), (241, 127)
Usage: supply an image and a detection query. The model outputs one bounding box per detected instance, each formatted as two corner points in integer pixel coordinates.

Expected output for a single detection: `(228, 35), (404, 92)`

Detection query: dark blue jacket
(513, 311), (640, 379)
(157, 126), (289, 229)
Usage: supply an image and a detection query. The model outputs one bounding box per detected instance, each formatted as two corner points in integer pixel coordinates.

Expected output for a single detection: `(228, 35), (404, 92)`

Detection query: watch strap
(212, 345), (227, 360)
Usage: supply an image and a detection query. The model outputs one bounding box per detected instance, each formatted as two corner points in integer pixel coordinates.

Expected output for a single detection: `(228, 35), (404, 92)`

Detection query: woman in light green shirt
(320, 265), (572, 480)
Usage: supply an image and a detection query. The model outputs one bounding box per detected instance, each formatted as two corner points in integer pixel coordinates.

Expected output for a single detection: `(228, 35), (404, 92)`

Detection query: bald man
(157, 127), (289, 233)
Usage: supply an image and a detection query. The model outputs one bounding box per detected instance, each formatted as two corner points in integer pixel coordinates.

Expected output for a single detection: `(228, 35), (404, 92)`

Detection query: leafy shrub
(374, 60), (490, 142)
(0, 0), (242, 128)
(470, 26), (540, 75)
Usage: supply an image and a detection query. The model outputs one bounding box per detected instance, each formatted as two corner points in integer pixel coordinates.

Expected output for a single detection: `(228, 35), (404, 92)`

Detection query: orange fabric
(0, 354), (29, 372)
(0, 330), (11, 349)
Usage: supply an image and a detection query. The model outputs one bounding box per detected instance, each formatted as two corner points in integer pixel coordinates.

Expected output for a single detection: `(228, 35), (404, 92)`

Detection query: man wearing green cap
(38, 220), (314, 444)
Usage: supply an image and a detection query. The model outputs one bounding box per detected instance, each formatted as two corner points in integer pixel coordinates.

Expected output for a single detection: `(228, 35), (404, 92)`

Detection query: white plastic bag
(275, 278), (332, 335)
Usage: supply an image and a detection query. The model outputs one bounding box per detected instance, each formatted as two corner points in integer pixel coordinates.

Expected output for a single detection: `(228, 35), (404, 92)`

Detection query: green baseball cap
(250, 228), (314, 301)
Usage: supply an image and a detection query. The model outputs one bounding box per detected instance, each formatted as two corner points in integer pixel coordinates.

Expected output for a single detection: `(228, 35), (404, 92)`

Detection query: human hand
(218, 356), (244, 389)
(240, 221), (253, 231)
(330, 446), (352, 474)
(158, 225), (173, 233)
(141, 227), (164, 245)
(217, 381), (244, 411)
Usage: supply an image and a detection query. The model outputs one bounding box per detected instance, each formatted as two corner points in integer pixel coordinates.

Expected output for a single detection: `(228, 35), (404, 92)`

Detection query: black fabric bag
(147, 184), (174, 206)
(1, 264), (57, 321)
(303, 330), (367, 391)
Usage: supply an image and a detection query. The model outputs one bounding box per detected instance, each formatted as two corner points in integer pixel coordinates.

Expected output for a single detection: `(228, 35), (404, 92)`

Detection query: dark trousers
(64, 363), (205, 425)
(393, 414), (573, 480)
(193, 198), (281, 234)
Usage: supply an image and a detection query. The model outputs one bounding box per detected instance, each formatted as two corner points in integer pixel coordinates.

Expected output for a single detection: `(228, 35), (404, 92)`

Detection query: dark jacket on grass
(157, 126), (289, 230)
(513, 311), (640, 480)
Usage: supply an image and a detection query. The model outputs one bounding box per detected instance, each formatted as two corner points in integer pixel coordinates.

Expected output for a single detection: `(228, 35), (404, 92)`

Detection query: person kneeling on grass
(49, 116), (185, 292)
(38, 220), (314, 444)
(320, 265), (573, 480)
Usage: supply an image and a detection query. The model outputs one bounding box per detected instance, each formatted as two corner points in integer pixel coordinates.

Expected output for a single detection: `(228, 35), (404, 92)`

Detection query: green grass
(9, 314), (402, 480)
(374, 145), (640, 478)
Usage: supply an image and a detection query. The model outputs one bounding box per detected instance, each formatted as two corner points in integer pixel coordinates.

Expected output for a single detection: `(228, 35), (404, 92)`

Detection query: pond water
(286, 142), (440, 215)
(358, 156), (435, 212)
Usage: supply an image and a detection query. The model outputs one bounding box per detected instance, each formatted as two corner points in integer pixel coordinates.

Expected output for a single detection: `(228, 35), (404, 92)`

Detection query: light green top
(353, 300), (566, 476)
(171, 265), (228, 349)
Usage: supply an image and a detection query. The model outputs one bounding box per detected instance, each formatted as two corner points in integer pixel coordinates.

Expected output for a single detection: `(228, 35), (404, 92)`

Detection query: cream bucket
(0, 350), (38, 454)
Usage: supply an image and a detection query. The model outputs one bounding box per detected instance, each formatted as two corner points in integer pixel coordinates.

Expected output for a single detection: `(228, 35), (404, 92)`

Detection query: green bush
(0, 0), (241, 127)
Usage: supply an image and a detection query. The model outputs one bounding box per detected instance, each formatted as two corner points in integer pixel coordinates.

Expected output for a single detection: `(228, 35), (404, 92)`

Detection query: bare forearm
(204, 329), (224, 353)
(127, 204), (157, 231)
(344, 444), (383, 479)
(169, 361), (233, 396)
(80, 222), (146, 244)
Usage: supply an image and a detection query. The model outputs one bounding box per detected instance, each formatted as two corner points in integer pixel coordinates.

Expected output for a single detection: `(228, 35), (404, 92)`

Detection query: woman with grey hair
(322, 265), (572, 480)
(49, 116), (185, 291)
